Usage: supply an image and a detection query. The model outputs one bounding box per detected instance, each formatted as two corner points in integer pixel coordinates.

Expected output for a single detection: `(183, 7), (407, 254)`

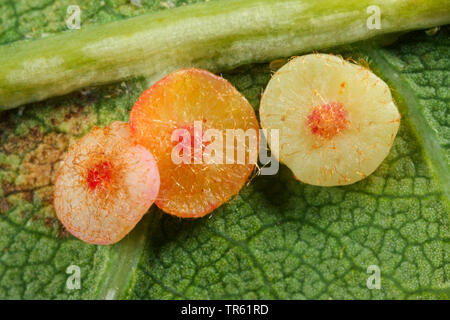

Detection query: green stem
(0, 0), (449, 110)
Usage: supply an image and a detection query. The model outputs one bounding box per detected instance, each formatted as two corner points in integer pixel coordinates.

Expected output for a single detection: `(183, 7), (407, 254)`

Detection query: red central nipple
(87, 161), (113, 191)
(307, 102), (349, 140)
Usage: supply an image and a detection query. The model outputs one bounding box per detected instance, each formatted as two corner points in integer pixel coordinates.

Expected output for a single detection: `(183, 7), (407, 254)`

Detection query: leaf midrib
(364, 47), (450, 203)
(93, 213), (151, 299)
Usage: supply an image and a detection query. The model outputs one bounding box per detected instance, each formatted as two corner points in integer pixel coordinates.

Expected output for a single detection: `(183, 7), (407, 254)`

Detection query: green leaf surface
(0, 0), (448, 299)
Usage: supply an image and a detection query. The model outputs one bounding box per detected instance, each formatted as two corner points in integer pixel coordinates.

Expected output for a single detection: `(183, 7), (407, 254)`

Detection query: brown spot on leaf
(28, 133), (69, 164)
(64, 104), (84, 120)
(18, 161), (52, 190)
(3, 127), (43, 154)
(1, 180), (15, 194)
(20, 191), (33, 203)
(19, 210), (27, 219)
(0, 198), (12, 214)
(58, 222), (70, 239)
(16, 133), (69, 190)
(34, 186), (53, 206)
(44, 217), (55, 229)
(61, 104), (95, 135)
